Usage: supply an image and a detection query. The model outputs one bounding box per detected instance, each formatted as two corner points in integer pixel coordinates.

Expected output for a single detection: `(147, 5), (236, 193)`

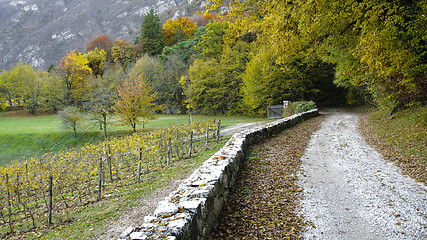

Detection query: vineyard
(0, 120), (220, 238)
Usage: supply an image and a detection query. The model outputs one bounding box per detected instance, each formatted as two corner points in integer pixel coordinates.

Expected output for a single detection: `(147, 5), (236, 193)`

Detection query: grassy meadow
(0, 112), (267, 165)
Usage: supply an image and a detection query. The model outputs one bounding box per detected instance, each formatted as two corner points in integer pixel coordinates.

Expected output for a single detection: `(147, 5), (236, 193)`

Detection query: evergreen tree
(137, 9), (165, 56)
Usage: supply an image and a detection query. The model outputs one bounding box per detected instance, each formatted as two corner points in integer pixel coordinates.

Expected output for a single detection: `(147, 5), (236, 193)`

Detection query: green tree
(0, 62), (38, 113)
(58, 106), (83, 138)
(188, 59), (225, 114)
(188, 40), (250, 114)
(160, 26), (207, 64)
(195, 20), (228, 60)
(114, 73), (160, 132)
(137, 9), (165, 56)
(131, 54), (163, 84)
(158, 55), (187, 113)
(242, 51), (287, 115)
(41, 71), (67, 113)
(83, 76), (115, 139)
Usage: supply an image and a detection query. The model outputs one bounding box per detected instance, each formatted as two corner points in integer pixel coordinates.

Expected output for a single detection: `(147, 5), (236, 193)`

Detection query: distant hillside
(0, 0), (203, 71)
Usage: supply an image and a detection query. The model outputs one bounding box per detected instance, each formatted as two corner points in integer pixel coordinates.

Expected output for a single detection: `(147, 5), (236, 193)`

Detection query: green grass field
(0, 112), (267, 165)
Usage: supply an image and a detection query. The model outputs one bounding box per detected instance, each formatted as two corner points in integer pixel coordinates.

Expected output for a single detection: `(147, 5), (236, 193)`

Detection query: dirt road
(299, 110), (427, 239)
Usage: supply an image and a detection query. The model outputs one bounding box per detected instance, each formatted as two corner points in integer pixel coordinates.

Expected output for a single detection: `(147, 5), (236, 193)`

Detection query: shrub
(283, 101), (317, 117)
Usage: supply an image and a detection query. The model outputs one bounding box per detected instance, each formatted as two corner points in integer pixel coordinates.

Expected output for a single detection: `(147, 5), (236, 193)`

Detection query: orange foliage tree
(86, 35), (113, 52)
(192, 13), (221, 26)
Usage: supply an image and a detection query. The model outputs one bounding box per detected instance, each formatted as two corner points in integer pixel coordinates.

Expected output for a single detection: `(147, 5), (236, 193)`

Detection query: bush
(283, 101), (317, 117)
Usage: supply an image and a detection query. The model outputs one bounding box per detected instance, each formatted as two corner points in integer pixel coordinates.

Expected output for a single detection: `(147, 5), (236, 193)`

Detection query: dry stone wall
(120, 109), (319, 240)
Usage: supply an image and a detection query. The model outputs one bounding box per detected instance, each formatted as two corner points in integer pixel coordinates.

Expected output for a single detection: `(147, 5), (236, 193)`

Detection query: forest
(0, 0), (425, 120)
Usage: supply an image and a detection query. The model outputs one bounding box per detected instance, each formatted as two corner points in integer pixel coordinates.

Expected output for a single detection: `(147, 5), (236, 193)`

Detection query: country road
(299, 110), (427, 239)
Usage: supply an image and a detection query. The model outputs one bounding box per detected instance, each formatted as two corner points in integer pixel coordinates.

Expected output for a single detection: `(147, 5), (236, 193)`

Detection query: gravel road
(299, 110), (427, 239)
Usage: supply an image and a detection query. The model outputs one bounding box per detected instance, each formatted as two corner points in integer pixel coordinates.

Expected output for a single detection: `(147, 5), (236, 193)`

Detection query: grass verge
(358, 105), (426, 184)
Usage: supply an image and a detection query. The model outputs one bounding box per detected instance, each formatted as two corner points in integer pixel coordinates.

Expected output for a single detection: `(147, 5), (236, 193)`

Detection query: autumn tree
(114, 73), (160, 132)
(86, 35), (113, 53)
(58, 50), (92, 105)
(163, 17), (198, 46)
(84, 48), (107, 77)
(192, 13), (221, 26)
(160, 26), (207, 64)
(111, 39), (134, 73)
(208, 0), (426, 112)
(136, 9), (164, 56)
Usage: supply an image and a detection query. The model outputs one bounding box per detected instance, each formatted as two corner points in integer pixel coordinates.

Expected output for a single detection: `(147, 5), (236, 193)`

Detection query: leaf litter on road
(210, 115), (324, 239)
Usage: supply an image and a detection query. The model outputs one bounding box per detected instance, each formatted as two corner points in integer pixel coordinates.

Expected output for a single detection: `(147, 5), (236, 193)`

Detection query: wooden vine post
(97, 158), (103, 202)
(188, 131), (193, 158)
(47, 175), (53, 226)
(137, 148), (143, 181)
(107, 145), (113, 182)
(216, 120), (221, 143)
(205, 126), (209, 150)
(167, 138), (172, 166)
(5, 173), (13, 232)
(176, 130), (181, 160)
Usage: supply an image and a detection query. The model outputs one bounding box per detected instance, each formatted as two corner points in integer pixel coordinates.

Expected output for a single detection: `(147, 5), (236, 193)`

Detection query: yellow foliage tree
(114, 73), (160, 132)
(83, 48), (107, 77)
(58, 50), (92, 105)
(111, 39), (134, 73)
(163, 17), (198, 46)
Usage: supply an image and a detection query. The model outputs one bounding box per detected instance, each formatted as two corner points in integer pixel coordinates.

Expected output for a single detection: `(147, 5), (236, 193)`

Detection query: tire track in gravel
(299, 110), (427, 239)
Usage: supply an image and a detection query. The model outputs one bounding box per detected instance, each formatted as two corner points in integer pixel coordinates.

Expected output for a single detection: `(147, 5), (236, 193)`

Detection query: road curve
(299, 110), (427, 239)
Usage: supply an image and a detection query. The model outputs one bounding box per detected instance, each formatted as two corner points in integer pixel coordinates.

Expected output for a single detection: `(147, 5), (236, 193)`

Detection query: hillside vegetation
(0, 0), (198, 70)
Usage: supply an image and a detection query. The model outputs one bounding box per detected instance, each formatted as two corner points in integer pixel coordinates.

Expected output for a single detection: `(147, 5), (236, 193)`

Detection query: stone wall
(120, 109), (319, 240)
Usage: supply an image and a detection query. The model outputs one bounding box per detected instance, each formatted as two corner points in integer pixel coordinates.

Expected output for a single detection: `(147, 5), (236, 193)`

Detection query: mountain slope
(0, 0), (199, 71)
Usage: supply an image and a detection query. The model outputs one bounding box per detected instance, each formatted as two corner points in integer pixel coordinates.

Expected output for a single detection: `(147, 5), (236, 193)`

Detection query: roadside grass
(10, 139), (228, 240)
(361, 104), (426, 183)
(0, 112), (266, 165)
